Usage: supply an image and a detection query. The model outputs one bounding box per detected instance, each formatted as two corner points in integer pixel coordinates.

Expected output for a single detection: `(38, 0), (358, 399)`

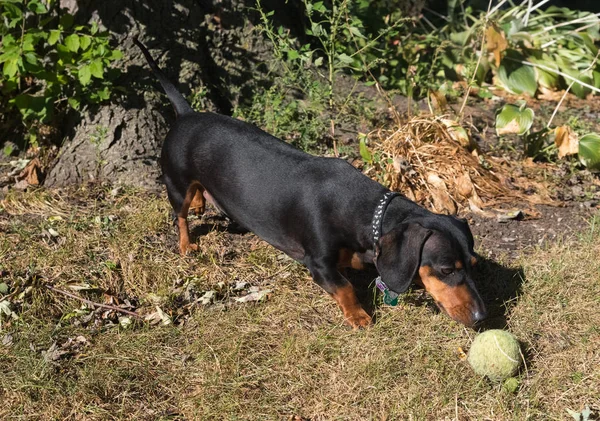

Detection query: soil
(468, 203), (596, 260)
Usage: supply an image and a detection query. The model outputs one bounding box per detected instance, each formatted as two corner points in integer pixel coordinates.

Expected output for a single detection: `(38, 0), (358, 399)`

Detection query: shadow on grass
(345, 256), (525, 329)
(189, 213), (250, 238)
(475, 257), (525, 330)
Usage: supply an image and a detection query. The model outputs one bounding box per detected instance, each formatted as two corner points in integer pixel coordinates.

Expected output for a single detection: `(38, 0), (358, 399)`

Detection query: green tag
(383, 290), (398, 306)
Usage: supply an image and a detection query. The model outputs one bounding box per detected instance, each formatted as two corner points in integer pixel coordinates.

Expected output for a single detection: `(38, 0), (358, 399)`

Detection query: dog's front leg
(306, 256), (372, 329)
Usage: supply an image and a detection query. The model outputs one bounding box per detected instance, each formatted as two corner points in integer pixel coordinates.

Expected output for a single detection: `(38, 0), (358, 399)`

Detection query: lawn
(1, 186), (598, 420)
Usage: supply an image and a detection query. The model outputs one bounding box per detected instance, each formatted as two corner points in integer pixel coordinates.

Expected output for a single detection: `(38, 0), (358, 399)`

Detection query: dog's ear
(375, 223), (432, 293)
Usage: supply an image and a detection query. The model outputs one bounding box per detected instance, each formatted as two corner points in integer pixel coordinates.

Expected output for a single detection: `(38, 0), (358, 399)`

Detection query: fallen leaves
(371, 114), (556, 216)
(554, 125), (579, 158)
(42, 335), (89, 363)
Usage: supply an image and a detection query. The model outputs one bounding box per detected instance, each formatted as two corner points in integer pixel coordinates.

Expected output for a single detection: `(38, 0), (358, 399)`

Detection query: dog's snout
(472, 307), (488, 324)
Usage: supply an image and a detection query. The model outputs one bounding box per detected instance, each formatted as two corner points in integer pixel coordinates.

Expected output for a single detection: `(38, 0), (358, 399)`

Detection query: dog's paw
(179, 242), (198, 256)
(344, 307), (372, 330)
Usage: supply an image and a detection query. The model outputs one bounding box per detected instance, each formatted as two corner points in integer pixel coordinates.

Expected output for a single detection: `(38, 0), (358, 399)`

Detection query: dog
(134, 38), (487, 328)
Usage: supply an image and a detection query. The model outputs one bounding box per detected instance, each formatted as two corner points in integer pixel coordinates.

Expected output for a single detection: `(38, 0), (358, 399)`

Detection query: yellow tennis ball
(467, 329), (522, 381)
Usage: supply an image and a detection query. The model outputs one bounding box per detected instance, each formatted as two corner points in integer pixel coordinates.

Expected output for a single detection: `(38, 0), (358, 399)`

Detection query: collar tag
(375, 276), (399, 306)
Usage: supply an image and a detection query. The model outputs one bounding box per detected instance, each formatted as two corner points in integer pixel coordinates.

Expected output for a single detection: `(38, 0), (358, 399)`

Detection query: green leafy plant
(495, 102), (534, 136)
(488, 5), (600, 98)
(578, 133), (600, 172)
(0, 0), (122, 147)
(494, 102), (550, 158)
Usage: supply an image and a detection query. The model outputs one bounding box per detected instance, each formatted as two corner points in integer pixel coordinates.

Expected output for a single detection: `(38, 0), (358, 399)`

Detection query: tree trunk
(45, 0), (305, 188)
(46, 0), (226, 188)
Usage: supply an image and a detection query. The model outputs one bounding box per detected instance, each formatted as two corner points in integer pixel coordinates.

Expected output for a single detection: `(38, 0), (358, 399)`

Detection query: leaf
(579, 133), (600, 172)
(314, 56), (323, 67)
(486, 24), (508, 67)
(336, 53), (354, 65)
(27, 0), (47, 14)
(109, 50), (123, 60)
(286, 49), (300, 61)
(349, 26), (366, 39)
(0, 283), (8, 295)
(64, 34), (80, 52)
(79, 35), (92, 51)
(554, 126), (579, 158)
(570, 73), (593, 99)
(529, 54), (560, 89)
(3, 58), (19, 77)
(0, 300), (13, 318)
(426, 173), (456, 215)
(497, 50), (537, 96)
(144, 306), (172, 325)
(68, 97), (80, 110)
(78, 65), (91, 85)
(59, 14), (74, 29)
(566, 408), (582, 421)
(89, 59), (104, 78)
(441, 119), (472, 148)
(234, 288), (272, 303)
(359, 137), (372, 163)
(496, 104), (534, 136)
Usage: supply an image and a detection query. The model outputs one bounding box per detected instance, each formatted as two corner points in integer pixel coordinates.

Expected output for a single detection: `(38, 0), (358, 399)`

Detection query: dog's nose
(472, 308), (488, 323)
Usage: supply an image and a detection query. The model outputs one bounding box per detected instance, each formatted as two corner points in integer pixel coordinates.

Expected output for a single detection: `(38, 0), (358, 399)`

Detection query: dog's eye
(441, 268), (454, 275)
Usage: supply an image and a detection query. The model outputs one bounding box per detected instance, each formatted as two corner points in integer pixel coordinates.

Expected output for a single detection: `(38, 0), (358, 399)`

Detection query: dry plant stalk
(370, 115), (554, 215)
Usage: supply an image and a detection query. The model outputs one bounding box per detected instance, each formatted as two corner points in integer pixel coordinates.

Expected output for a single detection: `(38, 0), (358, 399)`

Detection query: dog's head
(375, 216), (486, 327)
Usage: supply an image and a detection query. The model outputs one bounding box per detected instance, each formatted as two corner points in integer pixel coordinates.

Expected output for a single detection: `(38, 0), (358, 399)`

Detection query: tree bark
(45, 0), (304, 188)
(46, 0), (221, 188)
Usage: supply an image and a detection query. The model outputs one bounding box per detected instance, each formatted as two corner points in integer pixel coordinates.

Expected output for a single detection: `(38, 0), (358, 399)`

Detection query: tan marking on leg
(177, 181), (204, 255)
(331, 284), (372, 329)
(418, 265), (476, 326)
(189, 189), (205, 215)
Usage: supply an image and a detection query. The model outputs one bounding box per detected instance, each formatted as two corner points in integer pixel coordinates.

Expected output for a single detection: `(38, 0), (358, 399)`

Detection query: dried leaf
(486, 24), (508, 67)
(18, 158), (42, 186)
(497, 210), (525, 223)
(428, 90), (447, 113)
(145, 306), (172, 325)
(198, 290), (216, 305)
(441, 119), (472, 149)
(235, 289), (272, 303)
(427, 173), (457, 214)
(554, 126), (579, 158)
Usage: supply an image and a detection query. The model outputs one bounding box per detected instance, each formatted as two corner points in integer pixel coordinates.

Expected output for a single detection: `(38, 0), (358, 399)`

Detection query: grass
(1, 185), (599, 420)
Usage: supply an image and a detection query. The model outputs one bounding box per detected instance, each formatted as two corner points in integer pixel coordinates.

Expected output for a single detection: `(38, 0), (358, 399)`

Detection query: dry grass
(369, 115), (556, 215)
(1, 186), (599, 420)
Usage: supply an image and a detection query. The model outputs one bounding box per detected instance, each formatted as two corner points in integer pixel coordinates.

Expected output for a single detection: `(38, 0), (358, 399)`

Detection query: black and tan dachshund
(134, 39), (487, 329)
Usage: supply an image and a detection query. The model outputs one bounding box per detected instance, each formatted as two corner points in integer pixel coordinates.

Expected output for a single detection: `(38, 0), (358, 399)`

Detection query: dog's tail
(133, 38), (193, 116)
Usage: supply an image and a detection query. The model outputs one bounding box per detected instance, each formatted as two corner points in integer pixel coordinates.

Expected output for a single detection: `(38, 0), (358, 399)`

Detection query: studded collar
(371, 191), (401, 305)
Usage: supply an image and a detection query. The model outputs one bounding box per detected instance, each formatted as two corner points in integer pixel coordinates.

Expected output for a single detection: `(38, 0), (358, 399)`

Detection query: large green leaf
(571, 73), (593, 99)
(496, 104), (534, 136)
(529, 53), (559, 89)
(497, 50), (537, 96)
(579, 133), (600, 172)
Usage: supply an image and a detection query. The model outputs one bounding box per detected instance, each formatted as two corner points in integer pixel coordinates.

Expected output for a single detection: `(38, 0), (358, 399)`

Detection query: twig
(45, 284), (142, 318)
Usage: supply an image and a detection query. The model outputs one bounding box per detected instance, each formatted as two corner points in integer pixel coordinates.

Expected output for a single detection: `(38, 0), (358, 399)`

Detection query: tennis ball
(467, 329), (522, 381)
